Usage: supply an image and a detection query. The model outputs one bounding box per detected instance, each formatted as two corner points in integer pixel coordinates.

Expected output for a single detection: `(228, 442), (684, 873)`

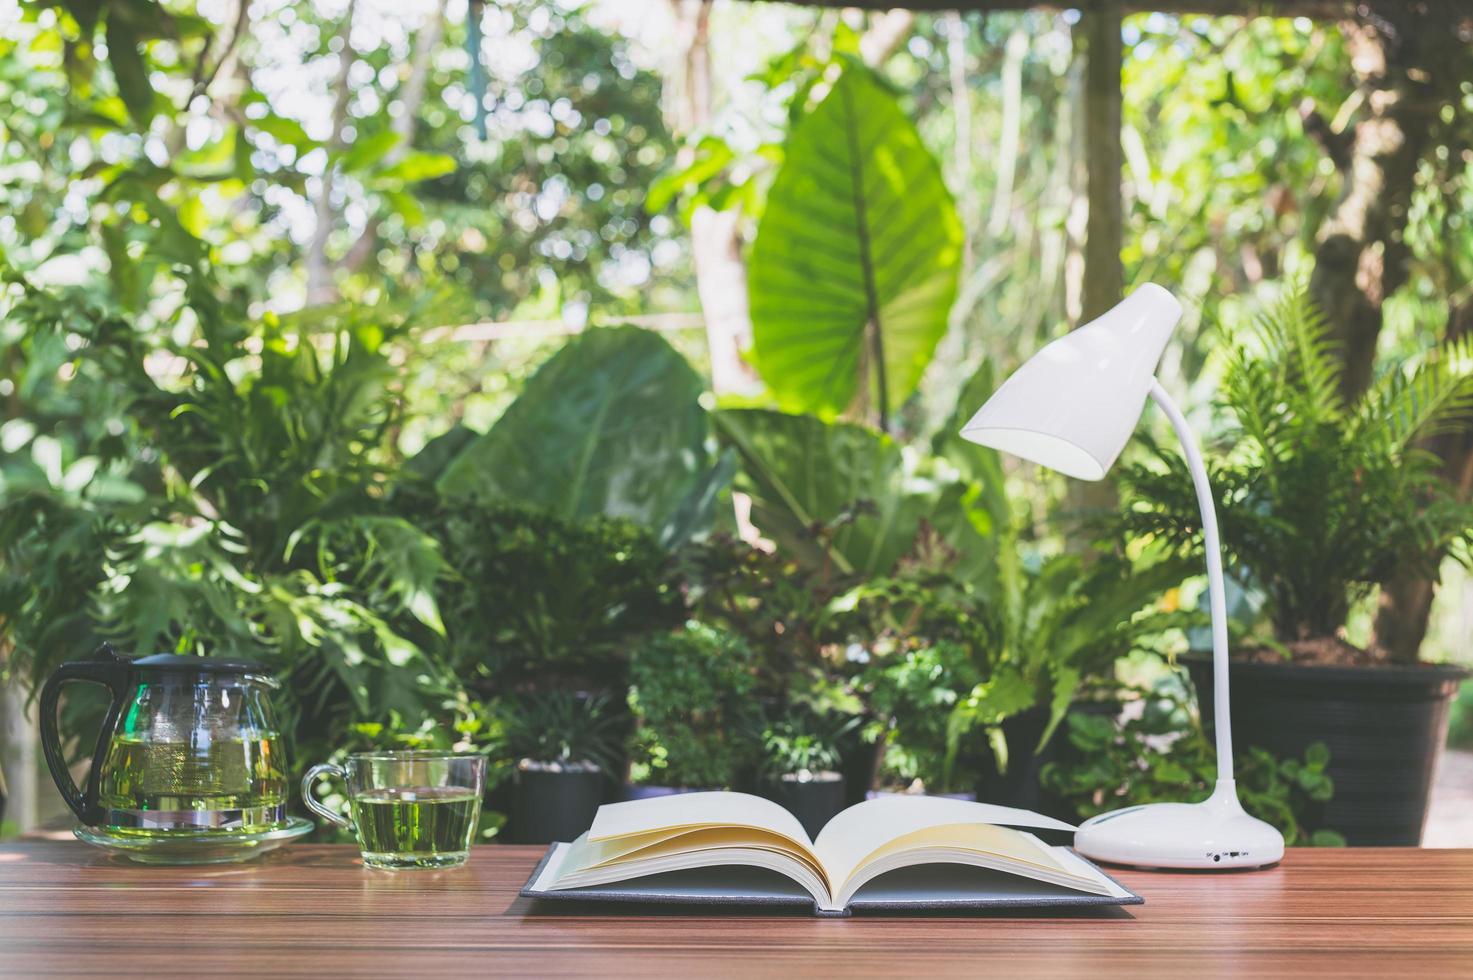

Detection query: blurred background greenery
(1, 0), (1470, 844)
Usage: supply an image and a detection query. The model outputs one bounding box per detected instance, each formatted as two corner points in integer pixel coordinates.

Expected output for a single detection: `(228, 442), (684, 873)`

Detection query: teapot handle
(39, 644), (133, 826)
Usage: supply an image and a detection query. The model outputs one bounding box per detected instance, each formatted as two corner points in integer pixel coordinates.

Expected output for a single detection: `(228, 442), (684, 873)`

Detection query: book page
(574, 826), (830, 886)
(812, 796), (1075, 887)
(831, 830), (1111, 907)
(844, 851), (1133, 907)
(540, 833), (835, 909)
(586, 791), (814, 850)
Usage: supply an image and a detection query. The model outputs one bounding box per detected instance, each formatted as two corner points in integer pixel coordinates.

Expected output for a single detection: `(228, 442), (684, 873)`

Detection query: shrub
(627, 623), (762, 789)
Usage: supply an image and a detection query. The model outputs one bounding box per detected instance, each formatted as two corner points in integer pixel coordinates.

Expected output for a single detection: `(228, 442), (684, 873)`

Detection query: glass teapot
(40, 645), (288, 834)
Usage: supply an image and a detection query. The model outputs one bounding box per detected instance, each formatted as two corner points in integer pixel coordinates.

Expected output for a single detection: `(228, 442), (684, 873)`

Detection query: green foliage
(500, 691), (623, 775)
(10, 0), (1465, 825)
(1041, 692), (1345, 847)
(627, 623), (762, 789)
(748, 63), (963, 426)
(417, 496), (685, 689)
(948, 548), (1201, 760)
(1448, 680), (1473, 750)
(683, 448), (1190, 795)
(714, 408), (989, 579)
(1116, 284), (1473, 656)
(409, 0), (688, 318)
(681, 532), (861, 731)
(1117, 16), (1353, 357)
(868, 641), (997, 793)
(813, 573), (1003, 792)
(0, 272), (460, 777)
(760, 711), (852, 779)
(835, 556), (1190, 793)
(437, 327), (732, 547)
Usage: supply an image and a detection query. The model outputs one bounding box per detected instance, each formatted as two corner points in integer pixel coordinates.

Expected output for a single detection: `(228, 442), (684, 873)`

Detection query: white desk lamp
(959, 283), (1284, 870)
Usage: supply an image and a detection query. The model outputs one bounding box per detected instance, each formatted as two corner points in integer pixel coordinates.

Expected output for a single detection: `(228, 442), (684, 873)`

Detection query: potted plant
(953, 549), (1198, 818)
(502, 691), (622, 845)
(421, 499), (685, 693)
(682, 533), (882, 805)
(758, 713), (854, 837)
(843, 558), (1189, 811)
(1118, 285), (1473, 844)
(625, 623), (761, 798)
(863, 637), (981, 800)
(1040, 683), (1346, 846)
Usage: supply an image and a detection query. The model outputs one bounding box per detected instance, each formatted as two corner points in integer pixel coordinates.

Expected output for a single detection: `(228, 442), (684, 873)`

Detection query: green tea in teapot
(40, 649), (291, 853)
(98, 733), (288, 834)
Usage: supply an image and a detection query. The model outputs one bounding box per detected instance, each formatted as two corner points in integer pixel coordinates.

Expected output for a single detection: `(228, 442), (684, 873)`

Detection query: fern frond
(1353, 333), (1473, 451)
(1222, 352), (1289, 463)
(1259, 282), (1344, 424)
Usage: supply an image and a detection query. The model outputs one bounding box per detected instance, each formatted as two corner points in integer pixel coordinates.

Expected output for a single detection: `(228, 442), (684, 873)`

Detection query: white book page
(587, 791), (813, 850)
(833, 837), (1110, 907)
(843, 849), (1130, 906)
(540, 835), (836, 909)
(813, 796), (1076, 887)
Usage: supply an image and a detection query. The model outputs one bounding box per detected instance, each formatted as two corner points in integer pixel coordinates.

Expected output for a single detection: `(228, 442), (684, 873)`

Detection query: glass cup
(302, 751), (486, 870)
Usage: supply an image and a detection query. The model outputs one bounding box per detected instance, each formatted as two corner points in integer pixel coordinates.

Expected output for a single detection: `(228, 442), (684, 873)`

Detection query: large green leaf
(714, 408), (987, 578)
(748, 65), (963, 423)
(931, 360), (1015, 608)
(437, 326), (725, 545)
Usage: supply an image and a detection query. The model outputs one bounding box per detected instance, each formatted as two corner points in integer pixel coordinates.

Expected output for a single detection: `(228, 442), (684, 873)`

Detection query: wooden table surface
(0, 843), (1470, 978)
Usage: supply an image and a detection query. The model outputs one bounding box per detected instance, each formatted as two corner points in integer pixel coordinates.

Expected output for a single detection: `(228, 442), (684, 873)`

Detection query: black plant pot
(868, 789), (978, 802)
(836, 726), (885, 807)
(622, 784), (714, 801)
(767, 771), (846, 839)
(1185, 654), (1468, 846)
(507, 762), (605, 845)
(970, 701), (1119, 822)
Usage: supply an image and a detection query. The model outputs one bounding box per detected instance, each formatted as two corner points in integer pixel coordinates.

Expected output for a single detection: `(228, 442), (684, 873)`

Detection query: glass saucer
(74, 816), (314, 865)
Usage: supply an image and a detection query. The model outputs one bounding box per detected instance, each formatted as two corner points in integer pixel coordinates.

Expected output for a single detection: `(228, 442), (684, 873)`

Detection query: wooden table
(1, 843), (1469, 977)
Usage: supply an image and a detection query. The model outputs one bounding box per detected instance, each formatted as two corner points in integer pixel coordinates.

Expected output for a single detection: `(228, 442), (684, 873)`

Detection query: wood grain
(0, 844), (1469, 977)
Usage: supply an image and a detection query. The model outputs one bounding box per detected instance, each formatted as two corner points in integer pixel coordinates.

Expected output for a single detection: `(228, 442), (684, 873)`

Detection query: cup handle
(301, 763), (353, 829)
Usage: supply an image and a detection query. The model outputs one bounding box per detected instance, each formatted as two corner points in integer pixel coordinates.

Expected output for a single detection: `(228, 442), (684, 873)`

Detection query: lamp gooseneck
(960, 283), (1283, 868)
(1070, 377), (1281, 869)
(1146, 379), (1234, 784)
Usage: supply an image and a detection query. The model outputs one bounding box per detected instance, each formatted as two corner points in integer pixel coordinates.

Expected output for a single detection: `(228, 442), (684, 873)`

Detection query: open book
(521, 792), (1140, 917)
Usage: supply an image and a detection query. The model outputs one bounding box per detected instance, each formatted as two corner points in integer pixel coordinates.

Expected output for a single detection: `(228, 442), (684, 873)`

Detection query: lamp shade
(959, 283), (1183, 480)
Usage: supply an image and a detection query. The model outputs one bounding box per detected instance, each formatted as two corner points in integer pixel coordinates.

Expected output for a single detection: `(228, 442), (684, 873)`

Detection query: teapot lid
(130, 653), (273, 677)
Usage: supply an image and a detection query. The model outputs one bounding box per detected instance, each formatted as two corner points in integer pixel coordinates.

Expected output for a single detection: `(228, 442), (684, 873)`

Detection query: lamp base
(1074, 780), (1284, 870)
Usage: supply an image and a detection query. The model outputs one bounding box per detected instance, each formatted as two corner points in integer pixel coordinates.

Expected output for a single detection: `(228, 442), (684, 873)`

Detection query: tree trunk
(666, 3), (918, 399)
(859, 10), (916, 68)
(1307, 14), (1448, 403)
(664, 0), (762, 397)
(1067, 1), (1123, 531)
(1080, 1), (1123, 326)
(1313, 22), (1425, 400)
(304, 0), (360, 306)
(690, 206), (760, 396)
(1307, 4), (1471, 659)
(1372, 295), (1473, 662)
(946, 12), (977, 270)
(0, 657), (40, 832)
(986, 25), (1026, 239)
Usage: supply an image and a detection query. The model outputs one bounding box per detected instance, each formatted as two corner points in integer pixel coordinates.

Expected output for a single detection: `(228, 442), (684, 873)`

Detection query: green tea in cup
(304, 752), (485, 869)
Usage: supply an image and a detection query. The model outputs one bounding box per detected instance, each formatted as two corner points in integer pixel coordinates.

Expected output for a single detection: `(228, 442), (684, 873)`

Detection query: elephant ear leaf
(714, 408), (987, 578)
(437, 326), (724, 544)
(748, 64), (962, 423)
